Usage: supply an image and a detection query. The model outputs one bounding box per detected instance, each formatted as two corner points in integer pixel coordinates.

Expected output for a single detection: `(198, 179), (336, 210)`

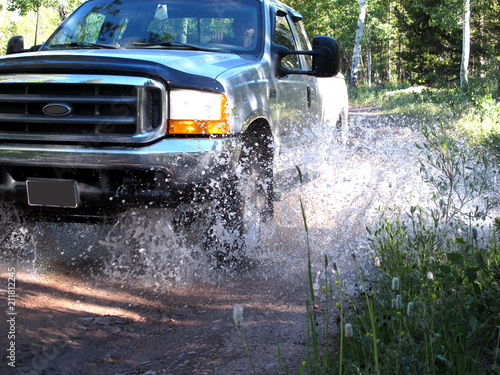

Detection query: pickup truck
(0, 0), (348, 261)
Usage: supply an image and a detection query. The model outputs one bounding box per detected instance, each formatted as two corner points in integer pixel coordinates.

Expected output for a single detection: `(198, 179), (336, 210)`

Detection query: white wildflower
(233, 305), (243, 329)
(345, 323), (353, 338)
(427, 271), (434, 281)
(396, 294), (402, 310)
(374, 257), (381, 268)
(392, 277), (400, 291)
(407, 302), (414, 317)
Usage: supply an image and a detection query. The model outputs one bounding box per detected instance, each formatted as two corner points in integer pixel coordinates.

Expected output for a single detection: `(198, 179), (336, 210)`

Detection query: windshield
(43, 0), (262, 55)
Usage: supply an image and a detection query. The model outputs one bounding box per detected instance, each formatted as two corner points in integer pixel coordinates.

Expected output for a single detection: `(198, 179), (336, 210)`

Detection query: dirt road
(0, 108), (426, 374)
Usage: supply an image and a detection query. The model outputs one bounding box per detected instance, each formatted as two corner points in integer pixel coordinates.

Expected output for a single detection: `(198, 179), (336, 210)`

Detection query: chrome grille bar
(0, 74), (166, 144)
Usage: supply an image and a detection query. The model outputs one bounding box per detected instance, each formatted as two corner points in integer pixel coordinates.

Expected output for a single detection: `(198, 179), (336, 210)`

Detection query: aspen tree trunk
(387, 1), (392, 83)
(349, 0), (367, 88)
(460, 0), (470, 92)
(397, 36), (402, 82)
(34, 1), (40, 45)
(367, 47), (372, 87)
(360, 51), (365, 84)
(478, 2), (485, 76)
(379, 42), (383, 83)
(59, 0), (68, 21)
(498, 67), (500, 99)
(180, 18), (188, 43)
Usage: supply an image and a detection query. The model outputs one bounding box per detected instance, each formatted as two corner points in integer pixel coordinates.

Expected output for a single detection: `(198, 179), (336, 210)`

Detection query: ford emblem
(42, 103), (73, 117)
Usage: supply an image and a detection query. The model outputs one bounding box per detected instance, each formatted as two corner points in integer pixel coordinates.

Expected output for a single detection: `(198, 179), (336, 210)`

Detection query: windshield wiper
(49, 42), (123, 50)
(131, 41), (214, 52)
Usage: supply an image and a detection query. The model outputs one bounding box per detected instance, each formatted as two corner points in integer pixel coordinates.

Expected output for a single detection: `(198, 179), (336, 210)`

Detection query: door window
(273, 15), (300, 70)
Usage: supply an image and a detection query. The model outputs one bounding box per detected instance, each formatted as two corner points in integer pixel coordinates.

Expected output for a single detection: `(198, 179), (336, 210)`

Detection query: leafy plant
(417, 125), (490, 222)
(282, 108), (500, 374)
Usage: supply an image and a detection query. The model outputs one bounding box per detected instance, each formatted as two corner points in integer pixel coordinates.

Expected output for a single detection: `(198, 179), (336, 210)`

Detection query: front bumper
(0, 136), (241, 212)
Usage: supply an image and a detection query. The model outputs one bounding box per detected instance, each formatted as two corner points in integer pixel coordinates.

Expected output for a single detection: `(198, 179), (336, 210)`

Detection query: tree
(285, 0), (359, 73)
(350, 0), (368, 87)
(7, 0), (55, 16)
(460, 0), (470, 91)
(8, 0), (55, 44)
(395, 0), (462, 83)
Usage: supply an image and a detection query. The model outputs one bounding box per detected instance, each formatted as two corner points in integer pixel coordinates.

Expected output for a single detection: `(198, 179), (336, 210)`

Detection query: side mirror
(6, 36), (26, 55)
(273, 36), (340, 78)
(312, 36), (340, 77)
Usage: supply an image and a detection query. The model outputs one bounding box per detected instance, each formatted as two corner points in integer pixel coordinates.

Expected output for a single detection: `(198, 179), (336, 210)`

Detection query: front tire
(204, 122), (274, 267)
(335, 110), (348, 144)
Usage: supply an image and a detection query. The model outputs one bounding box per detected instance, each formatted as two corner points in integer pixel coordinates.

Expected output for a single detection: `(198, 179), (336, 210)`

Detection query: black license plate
(26, 179), (79, 208)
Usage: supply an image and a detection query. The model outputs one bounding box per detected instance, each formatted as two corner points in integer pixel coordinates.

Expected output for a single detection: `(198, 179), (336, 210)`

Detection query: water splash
(0, 111), (429, 290)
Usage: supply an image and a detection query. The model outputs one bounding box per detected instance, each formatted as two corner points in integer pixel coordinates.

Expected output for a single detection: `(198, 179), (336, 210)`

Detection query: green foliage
(284, 0), (358, 73)
(283, 90), (500, 373)
(349, 80), (500, 160)
(8, 0), (55, 15)
(417, 125), (490, 222)
(284, 0), (500, 85)
(0, 0), (84, 55)
(0, 1), (61, 54)
(395, 0), (462, 82)
(364, 212), (500, 374)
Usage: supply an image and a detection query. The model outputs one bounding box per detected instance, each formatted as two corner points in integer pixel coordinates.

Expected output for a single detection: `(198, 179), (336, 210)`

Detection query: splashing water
(0, 110), (429, 289)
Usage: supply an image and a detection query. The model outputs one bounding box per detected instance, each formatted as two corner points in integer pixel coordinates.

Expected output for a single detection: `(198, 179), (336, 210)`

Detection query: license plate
(26, 179), (79, 208)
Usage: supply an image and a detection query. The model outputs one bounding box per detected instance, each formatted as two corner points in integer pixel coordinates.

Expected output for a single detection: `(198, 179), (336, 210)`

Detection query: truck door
(290, 16), (322, 137)
(272, 12), (310, 149)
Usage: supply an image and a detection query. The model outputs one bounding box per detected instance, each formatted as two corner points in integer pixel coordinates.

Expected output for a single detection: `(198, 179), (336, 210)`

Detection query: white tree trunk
(350, 0), (368, 87)
(34, 2), (40, 45)
(460, 0), (471, 91)
(59, 0), (68, 21)
(367, 45), (372, 87)
(387, 1), (392, 83)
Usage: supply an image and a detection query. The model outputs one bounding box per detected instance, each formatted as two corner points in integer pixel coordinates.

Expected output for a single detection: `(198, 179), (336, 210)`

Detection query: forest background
(1, 0), (499, 90)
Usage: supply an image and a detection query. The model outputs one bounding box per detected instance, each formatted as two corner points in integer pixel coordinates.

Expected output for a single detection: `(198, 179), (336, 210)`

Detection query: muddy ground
(0, 108), (426, 375)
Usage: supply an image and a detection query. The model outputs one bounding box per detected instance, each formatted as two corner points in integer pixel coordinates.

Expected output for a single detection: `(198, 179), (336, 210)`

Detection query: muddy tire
(204, 122), (274, 267)
(238, 124), (274, 224)
(334, 111), (348, 144)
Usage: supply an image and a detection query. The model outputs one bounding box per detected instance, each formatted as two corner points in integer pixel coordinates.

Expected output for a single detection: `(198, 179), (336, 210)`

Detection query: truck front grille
(0, 74), (166, 144)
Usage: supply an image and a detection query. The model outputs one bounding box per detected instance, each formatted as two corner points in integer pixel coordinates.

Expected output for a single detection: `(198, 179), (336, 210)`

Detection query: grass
(296, 80), (500, 374)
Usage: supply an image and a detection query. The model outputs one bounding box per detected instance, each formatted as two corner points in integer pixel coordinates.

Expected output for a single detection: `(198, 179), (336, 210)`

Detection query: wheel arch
(240, 116), (273, 163)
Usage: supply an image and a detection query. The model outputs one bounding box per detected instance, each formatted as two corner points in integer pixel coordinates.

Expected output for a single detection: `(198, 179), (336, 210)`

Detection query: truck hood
(41, 49), (254, 79)
(0, 49), (256, 92)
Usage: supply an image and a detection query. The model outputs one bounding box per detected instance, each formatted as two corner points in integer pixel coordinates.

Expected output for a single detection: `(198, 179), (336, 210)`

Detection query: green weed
(291, 94), (500, 374)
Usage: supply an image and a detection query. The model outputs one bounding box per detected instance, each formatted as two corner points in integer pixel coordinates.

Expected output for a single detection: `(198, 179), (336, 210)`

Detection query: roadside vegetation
(280, 83), (500, 374)
(350, 78), (500, 151)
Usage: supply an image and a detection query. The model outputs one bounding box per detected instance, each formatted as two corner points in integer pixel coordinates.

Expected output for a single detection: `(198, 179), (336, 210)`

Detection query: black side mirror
(312, 36), (340, 77)
(273, 36), (340, 78)
(6, 36), (26, 55)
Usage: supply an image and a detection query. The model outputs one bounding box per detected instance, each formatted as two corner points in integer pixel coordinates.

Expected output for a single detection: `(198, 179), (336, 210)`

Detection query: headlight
(169, 90), (230, 135)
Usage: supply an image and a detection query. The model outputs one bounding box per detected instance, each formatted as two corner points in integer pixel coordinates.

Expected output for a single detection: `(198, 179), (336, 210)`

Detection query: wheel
(335, 110), (348, 144)
(204, 122), (274, 267)
(238, 124), (274, 225)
